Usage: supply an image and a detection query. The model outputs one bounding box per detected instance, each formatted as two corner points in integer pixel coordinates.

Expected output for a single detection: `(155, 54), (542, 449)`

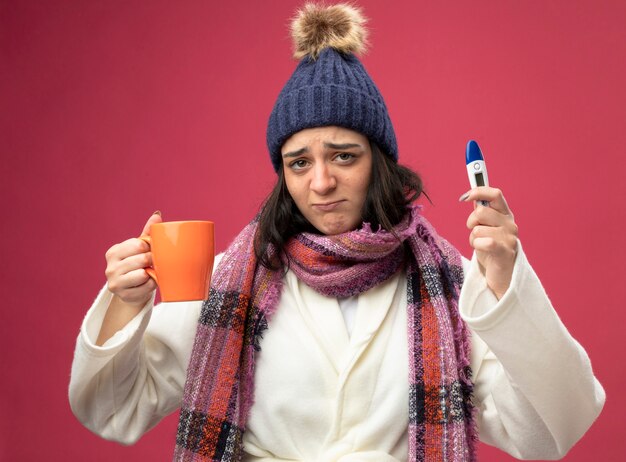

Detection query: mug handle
(138, 235), (158, 284)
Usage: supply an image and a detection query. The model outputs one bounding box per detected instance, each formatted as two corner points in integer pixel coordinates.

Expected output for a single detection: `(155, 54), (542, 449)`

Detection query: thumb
(140, 211), (163, 236)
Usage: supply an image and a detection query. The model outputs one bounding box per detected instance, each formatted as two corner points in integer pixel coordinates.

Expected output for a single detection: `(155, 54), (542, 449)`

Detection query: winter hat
(266, 3), (398, 172)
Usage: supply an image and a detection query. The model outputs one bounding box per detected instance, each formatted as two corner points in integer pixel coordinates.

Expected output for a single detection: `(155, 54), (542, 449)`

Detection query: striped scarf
(174, 206), (477, 461)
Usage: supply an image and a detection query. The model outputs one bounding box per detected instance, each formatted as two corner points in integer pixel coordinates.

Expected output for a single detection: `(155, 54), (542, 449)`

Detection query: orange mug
(139, 220), (214, 302)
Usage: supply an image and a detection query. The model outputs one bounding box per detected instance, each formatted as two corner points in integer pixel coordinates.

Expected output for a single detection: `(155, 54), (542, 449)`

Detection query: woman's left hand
(460, 187), (518, 299)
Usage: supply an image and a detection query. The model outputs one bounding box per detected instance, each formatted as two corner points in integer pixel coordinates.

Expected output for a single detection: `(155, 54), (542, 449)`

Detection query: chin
(316, 218), (359, 236)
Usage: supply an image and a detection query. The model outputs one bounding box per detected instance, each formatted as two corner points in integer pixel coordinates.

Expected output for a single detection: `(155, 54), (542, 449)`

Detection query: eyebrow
(281, 142), (363, 158)
(324, 142), (363, 150)
(282, 147), (308, 158)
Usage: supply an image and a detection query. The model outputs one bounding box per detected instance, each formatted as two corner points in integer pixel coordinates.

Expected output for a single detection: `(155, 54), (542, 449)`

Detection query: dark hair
(254, 142), (424, 270)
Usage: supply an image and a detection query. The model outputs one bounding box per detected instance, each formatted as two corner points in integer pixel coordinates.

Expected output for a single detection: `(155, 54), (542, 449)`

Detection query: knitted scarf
(174, 206), (477, 461)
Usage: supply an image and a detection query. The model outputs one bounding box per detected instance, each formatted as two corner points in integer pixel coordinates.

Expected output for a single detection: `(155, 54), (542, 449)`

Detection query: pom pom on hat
(291, 3), (368, 60)
(266, 3), (398, 172)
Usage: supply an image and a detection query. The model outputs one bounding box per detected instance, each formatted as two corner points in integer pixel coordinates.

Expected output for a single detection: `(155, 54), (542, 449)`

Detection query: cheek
(284, 174), (305, 205)
(283, 171), (295, 194)
(354, 175), (371, 202)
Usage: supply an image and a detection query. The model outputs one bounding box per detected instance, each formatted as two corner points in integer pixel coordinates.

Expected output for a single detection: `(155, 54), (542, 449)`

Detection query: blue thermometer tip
(466, 140), (484, 164)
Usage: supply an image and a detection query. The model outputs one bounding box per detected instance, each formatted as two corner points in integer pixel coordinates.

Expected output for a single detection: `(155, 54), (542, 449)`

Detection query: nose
(310, 163), (337, 195)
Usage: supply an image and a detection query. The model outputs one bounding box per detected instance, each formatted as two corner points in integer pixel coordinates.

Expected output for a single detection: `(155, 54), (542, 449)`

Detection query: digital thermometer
(466, 140), (489, 206)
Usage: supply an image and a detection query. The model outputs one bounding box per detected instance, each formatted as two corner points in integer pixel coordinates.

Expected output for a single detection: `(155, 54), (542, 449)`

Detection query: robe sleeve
(67, 252), (223, 444)
(460, 242), (605, 459)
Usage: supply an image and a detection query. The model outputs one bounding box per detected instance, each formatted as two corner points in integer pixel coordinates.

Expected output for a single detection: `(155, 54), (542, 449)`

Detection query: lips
(312, 200), (344, 212)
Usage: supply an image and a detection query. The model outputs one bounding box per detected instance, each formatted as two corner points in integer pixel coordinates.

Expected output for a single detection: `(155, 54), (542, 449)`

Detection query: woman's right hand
(96, 212), (162, 346)
(104, 212), (162, 309)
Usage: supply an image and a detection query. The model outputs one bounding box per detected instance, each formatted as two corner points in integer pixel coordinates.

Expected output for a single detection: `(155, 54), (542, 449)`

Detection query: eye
(289, 159), (309, 171)
(335, 152), (355, 163)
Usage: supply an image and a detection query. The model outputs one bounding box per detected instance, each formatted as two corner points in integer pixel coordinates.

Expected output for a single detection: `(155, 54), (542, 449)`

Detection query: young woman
(69, 4), (604, 461)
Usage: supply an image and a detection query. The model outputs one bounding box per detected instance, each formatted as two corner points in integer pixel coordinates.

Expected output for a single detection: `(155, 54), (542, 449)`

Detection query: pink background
(2, 1), (625, 460)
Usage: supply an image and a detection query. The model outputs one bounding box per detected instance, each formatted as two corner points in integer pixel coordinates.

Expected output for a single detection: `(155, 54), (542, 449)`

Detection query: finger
(469, 226), (518, 253)
(140, 211), (163, 237)
(469, 226), (495, 249)
(466, 205), (516, 230)
(459, 187), (512, 215)
(471, 236), (518, 257)
(470, 236), (497, 253)
(116, 280), (157, 305)
(106, 238), (151, 262)
(116, 251), (153, 275)
(108, 268), (153, 293)
(105, 251), (152, 283)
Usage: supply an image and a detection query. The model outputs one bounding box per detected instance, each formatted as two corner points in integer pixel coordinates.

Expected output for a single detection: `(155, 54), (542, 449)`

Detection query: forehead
(281, 126), (368, 152)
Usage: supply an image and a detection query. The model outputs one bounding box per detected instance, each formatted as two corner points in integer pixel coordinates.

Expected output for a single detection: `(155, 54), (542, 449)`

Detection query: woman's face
(281, 126), (372, 235)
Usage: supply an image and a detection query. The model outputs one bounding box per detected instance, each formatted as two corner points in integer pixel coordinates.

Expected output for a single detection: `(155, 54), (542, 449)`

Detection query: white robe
(69, 243), (605, 460)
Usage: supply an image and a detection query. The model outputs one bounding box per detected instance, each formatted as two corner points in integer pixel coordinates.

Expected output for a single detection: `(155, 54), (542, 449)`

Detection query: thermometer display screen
(475, 172), (485, 187)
